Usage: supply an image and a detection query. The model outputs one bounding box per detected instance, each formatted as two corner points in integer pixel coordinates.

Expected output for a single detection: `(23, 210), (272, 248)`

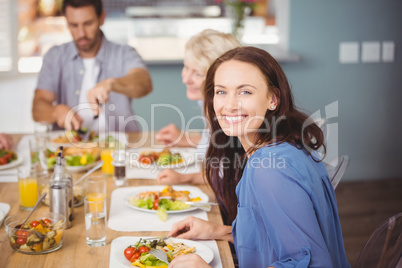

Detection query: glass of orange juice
(85, 176), (106, 197)
(18, 167), (38, 210)
(100, 149), (114, 175)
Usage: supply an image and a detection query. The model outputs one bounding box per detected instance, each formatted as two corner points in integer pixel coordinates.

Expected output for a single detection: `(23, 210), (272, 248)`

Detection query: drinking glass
(18, 167), (38, 210)
(84, 194), (107, 247)
(33, 122), (51, 143)
(100, 149), (113, 176)
(37, 171), (50, 206)
(85, 176), (106, 199)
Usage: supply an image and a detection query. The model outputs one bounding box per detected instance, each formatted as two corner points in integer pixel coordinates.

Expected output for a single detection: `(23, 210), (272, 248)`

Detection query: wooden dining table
(0, 132), (235, 268)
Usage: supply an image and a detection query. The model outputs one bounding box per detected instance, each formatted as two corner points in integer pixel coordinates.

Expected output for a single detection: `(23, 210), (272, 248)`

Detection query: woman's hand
(157, 169), (205, 185)
(157, 169), (188, 185)
(168, 254), (211, 268)
(169, 216), (233, 242)
(0, 133), (13, 150)
(155, 124), (184, 147)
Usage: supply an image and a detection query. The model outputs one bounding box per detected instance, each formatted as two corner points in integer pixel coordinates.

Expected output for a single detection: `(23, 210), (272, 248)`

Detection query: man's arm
(113, 68), (152, 98)
(32, 89), (82, 130)
(87, 67), (152, 106)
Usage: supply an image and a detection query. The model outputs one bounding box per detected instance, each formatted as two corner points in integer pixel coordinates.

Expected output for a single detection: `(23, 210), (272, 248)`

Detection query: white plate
(48, 131), (128, 151)
(124, 185), (209, 214)
(0, 157), (23, 170)
(128, 148), (196, 170)
(0, 202), (11, 227)
(48, 130), (76, 150)
(111, 236), (214, 267)
(66, 160), (101, 173)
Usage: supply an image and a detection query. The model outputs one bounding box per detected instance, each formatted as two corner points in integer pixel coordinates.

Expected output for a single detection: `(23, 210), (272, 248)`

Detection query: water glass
(33, 122), (51, 143)
(37, 171), (50, 206)
(84, 194), (107, 247)
(86, 176), (106, 199)
(29, 139), (49, 172)
(18, 167), (38, 210)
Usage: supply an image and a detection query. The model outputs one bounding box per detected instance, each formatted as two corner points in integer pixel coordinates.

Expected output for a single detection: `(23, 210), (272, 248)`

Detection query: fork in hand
(149, 248), (170, 264)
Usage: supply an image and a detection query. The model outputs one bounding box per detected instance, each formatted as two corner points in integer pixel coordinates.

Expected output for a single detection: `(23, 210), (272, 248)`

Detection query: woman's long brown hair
(203, 47), (325, 224)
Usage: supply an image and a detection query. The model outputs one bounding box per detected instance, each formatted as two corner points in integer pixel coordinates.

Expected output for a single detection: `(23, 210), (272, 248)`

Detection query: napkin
(108, 187), (208, 232)
(108, 237), (223, 268)
(0, 169), (18, 182)
(126, 163), (201, 180)
(0, 135), (32, 182)
(126, 147), (203, 180)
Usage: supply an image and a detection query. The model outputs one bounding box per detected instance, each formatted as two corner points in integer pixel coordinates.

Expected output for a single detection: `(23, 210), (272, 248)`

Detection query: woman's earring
(270, 105), (275, 110)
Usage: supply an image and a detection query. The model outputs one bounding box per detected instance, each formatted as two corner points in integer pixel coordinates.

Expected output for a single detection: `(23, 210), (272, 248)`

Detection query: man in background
(32, 0), (152, 132)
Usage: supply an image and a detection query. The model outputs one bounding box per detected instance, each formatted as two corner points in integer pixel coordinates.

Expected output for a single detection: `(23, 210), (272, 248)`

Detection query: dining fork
(149, 248), (170, 264)
(145, 236), (170, 241)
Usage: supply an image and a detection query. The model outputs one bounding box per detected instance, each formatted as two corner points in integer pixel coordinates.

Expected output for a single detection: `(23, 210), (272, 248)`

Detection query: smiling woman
(213, 60), (277, 150)
(167, 47), (350, 268)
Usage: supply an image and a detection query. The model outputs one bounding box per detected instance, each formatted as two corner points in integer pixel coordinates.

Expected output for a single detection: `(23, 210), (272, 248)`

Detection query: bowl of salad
(4, 212), (65, 254)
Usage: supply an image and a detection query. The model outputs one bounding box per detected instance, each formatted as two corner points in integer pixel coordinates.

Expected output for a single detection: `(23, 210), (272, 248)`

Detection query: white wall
(0, 74), (37, 133)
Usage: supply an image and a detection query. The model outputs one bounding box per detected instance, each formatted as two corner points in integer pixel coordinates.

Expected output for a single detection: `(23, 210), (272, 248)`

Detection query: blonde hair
(184, 29), (241, 73)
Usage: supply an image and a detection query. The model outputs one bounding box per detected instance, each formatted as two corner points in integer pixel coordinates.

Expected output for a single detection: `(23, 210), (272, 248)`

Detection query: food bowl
(4, 212), (65, 254)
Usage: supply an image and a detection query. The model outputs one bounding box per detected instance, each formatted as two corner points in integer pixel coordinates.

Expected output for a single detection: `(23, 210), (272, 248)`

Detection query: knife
(82, 115), (98, 142)
(83, 102), (102, 142)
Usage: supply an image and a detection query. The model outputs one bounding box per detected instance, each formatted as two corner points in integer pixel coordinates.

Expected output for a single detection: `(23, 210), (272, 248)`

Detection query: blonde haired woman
(155, 29), (240, 185)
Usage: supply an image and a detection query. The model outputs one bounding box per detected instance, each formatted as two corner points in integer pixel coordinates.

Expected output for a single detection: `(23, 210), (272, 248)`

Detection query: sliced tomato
(153, 199), (159, 210)
(43, 218), (52, 225)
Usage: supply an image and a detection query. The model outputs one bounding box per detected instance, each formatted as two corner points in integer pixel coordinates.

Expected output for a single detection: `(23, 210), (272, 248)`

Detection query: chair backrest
(326, 155), (350, 189)
(355, 212), (402, 268)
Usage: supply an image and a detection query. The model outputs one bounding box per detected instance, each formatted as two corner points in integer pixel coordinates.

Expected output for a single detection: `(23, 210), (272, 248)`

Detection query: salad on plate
(138, 148), (183, 166)
(123, 237), (196, 267)
(126, 186), (204, 221)
(0, 149), (17, 166)
(46, 146), (100, 170)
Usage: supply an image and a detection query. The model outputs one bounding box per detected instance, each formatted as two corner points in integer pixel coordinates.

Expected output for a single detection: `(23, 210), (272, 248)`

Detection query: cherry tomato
(138, 246), (150, 254)
(16, 230), (29, 237)
(139, 156), (153, 165)
(43, 218), (52, 225)
(73, 136), (82, 142)
(16, 237), (27, 245)
(124, 247), (136, 261)
(0, 157), (7, 165)
(30, 220), (39, 227)
(130, 252), (141, 262)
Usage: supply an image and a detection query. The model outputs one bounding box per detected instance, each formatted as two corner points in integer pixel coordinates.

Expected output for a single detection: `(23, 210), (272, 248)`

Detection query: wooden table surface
(0, 133), (234, 268)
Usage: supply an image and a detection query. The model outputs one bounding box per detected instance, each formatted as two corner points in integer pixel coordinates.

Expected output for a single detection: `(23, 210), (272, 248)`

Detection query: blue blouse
(232, 143), (350, 268)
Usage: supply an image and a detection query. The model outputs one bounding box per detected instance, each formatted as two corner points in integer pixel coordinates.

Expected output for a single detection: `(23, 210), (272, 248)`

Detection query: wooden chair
(355, 212), (402, 268)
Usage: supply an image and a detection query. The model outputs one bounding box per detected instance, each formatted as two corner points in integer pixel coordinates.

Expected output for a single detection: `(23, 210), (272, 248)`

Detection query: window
(0, 0), (290, 75)
(0, 0), (14, 73)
